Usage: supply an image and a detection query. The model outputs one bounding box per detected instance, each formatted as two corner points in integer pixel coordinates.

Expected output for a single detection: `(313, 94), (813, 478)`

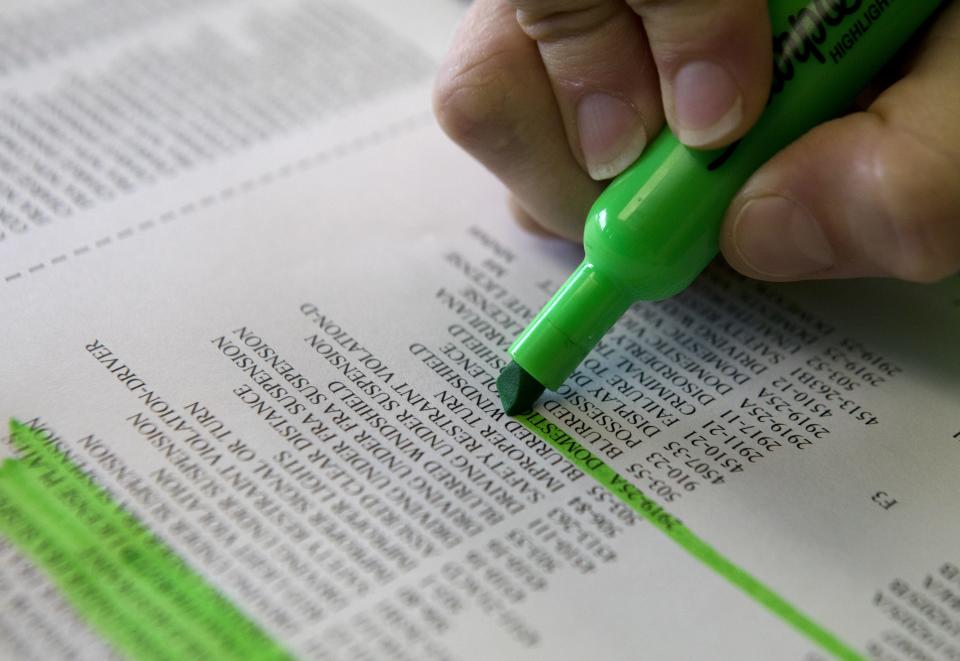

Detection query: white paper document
(1, 1), (959, 660)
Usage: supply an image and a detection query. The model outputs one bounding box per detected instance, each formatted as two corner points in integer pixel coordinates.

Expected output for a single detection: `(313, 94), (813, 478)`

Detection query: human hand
(433, 0), (960, 282)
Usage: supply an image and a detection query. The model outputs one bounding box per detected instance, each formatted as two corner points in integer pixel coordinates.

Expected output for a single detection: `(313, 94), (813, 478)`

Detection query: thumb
(721, 113), (960, 283)
(721, 0), (960, 284)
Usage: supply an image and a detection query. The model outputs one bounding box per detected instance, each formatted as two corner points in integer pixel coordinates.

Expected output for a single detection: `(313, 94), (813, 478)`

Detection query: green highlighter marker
(498, 0), (945, 415)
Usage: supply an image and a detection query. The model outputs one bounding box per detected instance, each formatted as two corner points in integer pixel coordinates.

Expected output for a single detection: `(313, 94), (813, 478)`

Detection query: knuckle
(508, 196), (552, 236)
(869, 130), (960, 283)
(884, 217), (960, 283)
(514, 1), (619, 42)
(432, 51), (515, 152)
(887, 258), (956, 285)
(624, 0), (672, 11)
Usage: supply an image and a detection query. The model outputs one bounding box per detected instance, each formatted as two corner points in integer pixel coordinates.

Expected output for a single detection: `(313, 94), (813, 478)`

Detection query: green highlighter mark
(1, 419), (290, 661)
(514, 411), (865, 661)
(0, 416), (866, 659)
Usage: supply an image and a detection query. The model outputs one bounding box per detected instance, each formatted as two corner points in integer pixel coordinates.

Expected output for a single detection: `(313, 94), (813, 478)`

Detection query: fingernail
(732, 196), (835, 277)
(576, 93), (647, 181)
(672, 61), (743, 148)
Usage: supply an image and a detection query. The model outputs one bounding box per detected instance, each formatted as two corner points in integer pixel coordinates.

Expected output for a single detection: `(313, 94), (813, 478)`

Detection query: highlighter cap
(510, 261), (631, 390)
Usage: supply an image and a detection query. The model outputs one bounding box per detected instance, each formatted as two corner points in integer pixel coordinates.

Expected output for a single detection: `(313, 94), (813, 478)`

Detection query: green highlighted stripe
(516, 411), (864, 661)
(1, 419), (290, 661)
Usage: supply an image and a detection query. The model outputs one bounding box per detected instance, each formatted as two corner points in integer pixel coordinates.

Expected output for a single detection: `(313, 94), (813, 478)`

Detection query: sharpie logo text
(771, 0), (865, 95)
